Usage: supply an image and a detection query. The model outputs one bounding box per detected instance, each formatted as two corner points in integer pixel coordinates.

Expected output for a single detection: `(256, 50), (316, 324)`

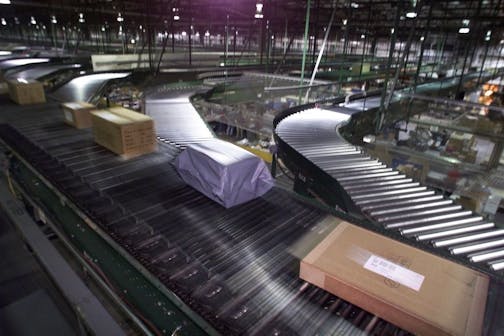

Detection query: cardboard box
(351, 62), (370, 75)
(445, 132), (475, 153)
(91, 107), (156, 158)
(62, 102), (96, 129)
(7, 78), (46, 105)
(300, 222), (489, 336)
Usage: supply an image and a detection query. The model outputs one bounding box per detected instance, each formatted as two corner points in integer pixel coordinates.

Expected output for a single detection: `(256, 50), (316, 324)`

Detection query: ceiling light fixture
(173, 7), (180, 20)
(117, 13), (124, 22)
(255, 3), (264, 19)
(350, 2), (359, 8)
(78, 13), (85, 23)
(485, 30), (491, 41)
(0, 0), (11, 4)
(342, 19), (347, 25)
(205, 30), (210, 37)
(458, 19), (470, 34)
(1, 18), (6, 26)
(406, 11), (417, 18)
(51, 15), (57, 24)
(30, 16), (36, 25)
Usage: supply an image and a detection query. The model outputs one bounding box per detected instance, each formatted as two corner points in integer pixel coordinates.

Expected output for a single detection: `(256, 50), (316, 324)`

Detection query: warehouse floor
(0, 211), (78, 336)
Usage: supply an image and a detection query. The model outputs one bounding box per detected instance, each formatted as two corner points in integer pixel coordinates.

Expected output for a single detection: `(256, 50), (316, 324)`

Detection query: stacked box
(7, 78), (46, 105)
(300, 221), (489, 336)
(91, 107), (156, 158)
(62, 102), (96, 129)
(444, 132), (475, 154)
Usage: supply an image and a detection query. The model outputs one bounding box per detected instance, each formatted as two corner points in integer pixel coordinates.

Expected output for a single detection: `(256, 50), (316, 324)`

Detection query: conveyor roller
(275, 107), (504, 278)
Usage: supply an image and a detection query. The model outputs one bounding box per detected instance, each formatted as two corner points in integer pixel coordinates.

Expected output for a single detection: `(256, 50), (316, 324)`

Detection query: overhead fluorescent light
(406, 11), (417, 18)
(255, 3), (264, 19)
(0, 0), (11, 4)
(458, 27), (470, 34)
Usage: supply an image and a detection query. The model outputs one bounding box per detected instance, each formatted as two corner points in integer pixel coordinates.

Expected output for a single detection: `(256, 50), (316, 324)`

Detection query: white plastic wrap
(174, 139), (274, 208)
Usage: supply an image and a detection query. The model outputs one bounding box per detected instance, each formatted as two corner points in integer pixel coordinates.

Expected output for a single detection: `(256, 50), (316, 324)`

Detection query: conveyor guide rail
(274, 107), (504, 278)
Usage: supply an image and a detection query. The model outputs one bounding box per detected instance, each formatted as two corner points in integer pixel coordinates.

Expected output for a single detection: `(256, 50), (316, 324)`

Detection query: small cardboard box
(445, 132), (475, 153)
(62, 102), (96, 129)
(300, 222), (489, 336)
(91, 107), (156, 158)
(7, 78), (46, 105)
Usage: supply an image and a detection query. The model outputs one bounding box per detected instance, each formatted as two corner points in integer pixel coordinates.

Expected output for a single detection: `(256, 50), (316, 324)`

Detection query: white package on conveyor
(174, 139), (274, 208)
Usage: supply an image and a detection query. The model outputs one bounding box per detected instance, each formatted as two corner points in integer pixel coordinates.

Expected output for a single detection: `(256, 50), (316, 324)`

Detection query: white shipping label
(64, 111), (74, 123)
(483, 195), (501, 215)
(363, 254), (425, 291)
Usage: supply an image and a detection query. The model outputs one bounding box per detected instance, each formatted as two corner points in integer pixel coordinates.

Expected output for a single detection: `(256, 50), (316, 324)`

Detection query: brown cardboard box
(91, 107), (156, 158)
(300, 222), (489, 336)
(62, 102), (96, 129)
(351, 62), (370, 75)
(7, 78), (46, 105)
(445, 132), (475, 153)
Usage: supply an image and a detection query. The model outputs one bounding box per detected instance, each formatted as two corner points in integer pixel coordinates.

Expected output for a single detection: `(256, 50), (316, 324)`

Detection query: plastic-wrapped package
(174, 139), (274, 208)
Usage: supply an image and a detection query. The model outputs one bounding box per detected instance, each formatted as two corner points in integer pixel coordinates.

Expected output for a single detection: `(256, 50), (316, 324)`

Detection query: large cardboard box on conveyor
(91, 107), (157, 158)
(7, 78), (46, 105)
(62, 102), (96, 129)
(300, 222), (489, 336)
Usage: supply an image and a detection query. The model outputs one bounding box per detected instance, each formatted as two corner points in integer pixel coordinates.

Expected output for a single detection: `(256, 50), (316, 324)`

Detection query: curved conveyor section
(144, 87), (215, 148)
(275, 107), (504, 277)
(0, 57), (50, 71)
(5, 63), (82, 81)
(51, 72), (130, 102)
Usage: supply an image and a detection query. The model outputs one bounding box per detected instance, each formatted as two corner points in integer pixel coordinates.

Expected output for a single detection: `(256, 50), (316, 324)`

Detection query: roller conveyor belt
(274, 107), (503, 278)
(144, 86), (215, 148)
(0, 104), (410, 335)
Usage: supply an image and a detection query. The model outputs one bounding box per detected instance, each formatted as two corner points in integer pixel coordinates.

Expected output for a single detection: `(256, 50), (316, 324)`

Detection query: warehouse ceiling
(1, 0), (504, 45)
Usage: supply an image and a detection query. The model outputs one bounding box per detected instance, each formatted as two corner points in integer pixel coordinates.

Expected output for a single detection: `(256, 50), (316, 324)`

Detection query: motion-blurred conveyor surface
(50, 72), (130, 102)
(144, 86), (215, 148)
(0, 103), (412, 335)
(274, 107), (504, 278)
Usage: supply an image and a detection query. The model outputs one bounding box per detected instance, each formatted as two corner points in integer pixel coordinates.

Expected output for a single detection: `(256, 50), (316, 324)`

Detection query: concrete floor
(0, 210), (79, 336)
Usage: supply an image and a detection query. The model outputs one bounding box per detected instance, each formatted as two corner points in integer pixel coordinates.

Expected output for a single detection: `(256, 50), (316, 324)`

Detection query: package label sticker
(364, 254), (425, 291)
(64, 111), (74, 123)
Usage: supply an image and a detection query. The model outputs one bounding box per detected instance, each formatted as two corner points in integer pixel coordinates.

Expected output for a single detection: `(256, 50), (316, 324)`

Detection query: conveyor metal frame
(1, 141), (219, 336)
